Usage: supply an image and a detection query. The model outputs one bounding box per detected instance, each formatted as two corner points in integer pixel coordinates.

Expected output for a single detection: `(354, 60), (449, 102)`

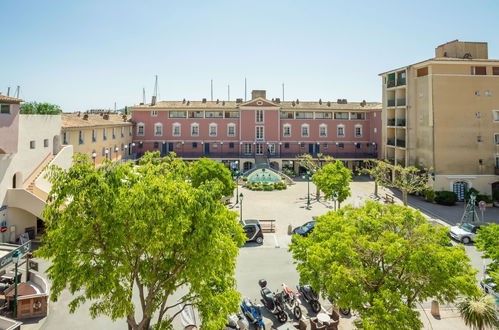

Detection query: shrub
(242, 177), (248, 182)
(273, 182), (287, 190)
(435, 191), (458, 205)
(423, 189), (436, 203)
(476, 194), (493, 204)
(465, 187), (479, 200)
(263, 184), (274, 191)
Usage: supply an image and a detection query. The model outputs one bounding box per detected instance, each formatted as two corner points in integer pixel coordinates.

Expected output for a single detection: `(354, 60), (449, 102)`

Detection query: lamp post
(239, 193), (244, 221)
(234, 171), (240, 204)
(105, 148), (109, 161)
(332, 192), (338, 211)
(115, 146), (119, 161)
(123, 145), (128, 163)
(131, 143), (136, 159)
(302, 171), (312, 209)
(12, 249), (21, 318)
(91, 152), (97, 167)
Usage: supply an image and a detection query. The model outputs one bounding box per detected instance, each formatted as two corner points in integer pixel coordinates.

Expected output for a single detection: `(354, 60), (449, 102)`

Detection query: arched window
(337, 124), (345, 137)
(172, 123), (181, 137)
(227, 123), (236, 137)
(301, 124), (309, 137)
(355, 124), (363, 138)
(283, 124), (291, 137)
(191, 123), (199, 136)
(137, 123), (145, 136)
(209, 123), (217, 137)
(154, 123), (163, 136)
(319, 123), (327, 137)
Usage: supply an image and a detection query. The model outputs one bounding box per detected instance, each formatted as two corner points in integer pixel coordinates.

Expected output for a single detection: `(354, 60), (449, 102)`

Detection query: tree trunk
(403, 190), (408, 206)
(337, 201), (341, 209)
(128, 316), (152, 330)
(374, 181), (378, 197)
(316, 186), (320, 200)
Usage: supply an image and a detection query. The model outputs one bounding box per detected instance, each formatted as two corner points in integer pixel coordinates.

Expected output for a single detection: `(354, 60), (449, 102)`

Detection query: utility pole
(211, 79), (213, 101)
(244, 78), (247, 101)
(282, 83), (285, 101)
(7, 87), (10, 96)
(142, 88), (146, 104)
(151, 75), (158, 106)
(228, 84), (230, 101)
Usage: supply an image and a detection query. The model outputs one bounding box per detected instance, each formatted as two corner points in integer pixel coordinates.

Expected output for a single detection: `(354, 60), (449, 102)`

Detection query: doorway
(308, 144), (314, 155)
(256, 144), (264, 155)
(168, 143), (174, 152)
(161, 143), (167, 155)
(204, 143), (210, 154)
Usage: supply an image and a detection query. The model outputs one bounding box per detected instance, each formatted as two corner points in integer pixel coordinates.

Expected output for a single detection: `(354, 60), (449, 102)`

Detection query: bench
(259, 220), (276, 233)
(383, 194), (394, 204)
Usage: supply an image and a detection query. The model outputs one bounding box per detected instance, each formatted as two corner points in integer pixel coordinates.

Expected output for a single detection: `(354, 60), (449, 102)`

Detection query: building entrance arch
(492, 181), (499, 203)
(243, 161), (253, 172)
(13, 171), (23, 188)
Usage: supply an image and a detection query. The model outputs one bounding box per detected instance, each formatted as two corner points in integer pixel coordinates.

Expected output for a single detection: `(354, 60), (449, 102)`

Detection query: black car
(240, 219), (264, 244)
(292, 220), (316, 237)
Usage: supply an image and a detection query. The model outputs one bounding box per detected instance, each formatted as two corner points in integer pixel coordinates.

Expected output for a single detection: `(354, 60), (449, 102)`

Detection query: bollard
(431, 300), (440, 318)
(288, 224), (293, 235)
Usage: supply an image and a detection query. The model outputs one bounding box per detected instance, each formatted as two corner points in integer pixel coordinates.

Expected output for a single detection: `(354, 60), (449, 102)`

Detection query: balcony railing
(280, 152), (378, 159)
(396, 98), (406, 106)
(159, 151), (378, 159)
(387, 80), (396, 88)
(387, 139), (395, 146)
(396, 119), (406, 127)
(396, 139), (406, 148)
(397, 78), (406, 86)
(387, 119), (396, 126)
(387, 100), (396, 107)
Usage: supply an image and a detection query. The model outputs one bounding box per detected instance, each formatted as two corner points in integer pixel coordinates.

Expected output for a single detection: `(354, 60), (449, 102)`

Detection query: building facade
(62, 113), (134, 165)
(0, 95), (73, 241)
(130, 90), (381, 172)
(380, 40), (499, 199)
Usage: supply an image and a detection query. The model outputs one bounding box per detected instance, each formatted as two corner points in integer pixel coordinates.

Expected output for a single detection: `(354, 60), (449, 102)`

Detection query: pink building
(130, 90), (382, 172)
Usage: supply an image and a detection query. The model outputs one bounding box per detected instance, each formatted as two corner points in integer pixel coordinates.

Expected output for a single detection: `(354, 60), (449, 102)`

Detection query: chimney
(275, 98), (281, 103)
(83, 114), (89, 120)
(236, 98), (243, 103)
(202, 98), (207, 103)
(103, 114), (109, 120)
(77, 111), (81, 117)
(251, 90), (266, 99)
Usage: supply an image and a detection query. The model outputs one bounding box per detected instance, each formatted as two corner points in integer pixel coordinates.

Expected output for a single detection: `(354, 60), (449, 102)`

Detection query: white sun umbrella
(180, 302), (198, 330)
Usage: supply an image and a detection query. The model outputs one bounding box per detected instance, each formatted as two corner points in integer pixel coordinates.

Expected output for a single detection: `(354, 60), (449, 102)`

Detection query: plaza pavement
(23, 176), (489, 330)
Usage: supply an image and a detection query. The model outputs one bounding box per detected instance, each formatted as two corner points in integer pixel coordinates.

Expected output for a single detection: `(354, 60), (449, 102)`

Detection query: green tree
(475, 223), (499, 285)
(37, 153), (246, 330)
(190, 157), (236, 197)
(458, 294), (498, 330)
(298, 153), (334, 200)
(361, 160), (392, 198)
(312, 160), (352, 208)
(20, 101), (61, 114)
(290, 202), (479, 329)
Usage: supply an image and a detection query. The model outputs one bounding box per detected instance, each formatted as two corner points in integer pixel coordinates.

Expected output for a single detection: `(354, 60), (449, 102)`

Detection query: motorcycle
(281, 283), (302, 320)
(296, 284), (321, 313)
(225, 312), (250, 330)
(327, 296), (351, 316)
(240, 297), (265, 330)
(258, 279), (288, 323)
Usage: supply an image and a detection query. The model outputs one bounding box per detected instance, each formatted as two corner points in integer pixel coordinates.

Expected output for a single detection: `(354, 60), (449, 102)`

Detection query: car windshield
(459, 223), (474, 232)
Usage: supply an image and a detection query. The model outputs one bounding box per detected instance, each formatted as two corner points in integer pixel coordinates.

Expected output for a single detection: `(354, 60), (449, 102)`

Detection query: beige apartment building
(380, 40), (499, 200)
(62, 113), (134, 165)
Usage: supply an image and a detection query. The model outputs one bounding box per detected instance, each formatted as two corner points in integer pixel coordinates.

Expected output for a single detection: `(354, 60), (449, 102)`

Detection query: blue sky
(2, 0), (499, 111)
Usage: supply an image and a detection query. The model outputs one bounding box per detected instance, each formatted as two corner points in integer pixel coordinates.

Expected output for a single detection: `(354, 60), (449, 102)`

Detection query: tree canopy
(190, 157), (236, 197)
(290, 201), (478, 329)
(475, 223), (499, 286)
(312, 160), (352, 207)
(20, 101), (61, 114)
(37, 152), (246, 330)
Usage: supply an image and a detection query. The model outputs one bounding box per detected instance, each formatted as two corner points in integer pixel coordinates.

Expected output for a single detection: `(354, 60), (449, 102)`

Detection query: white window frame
(191, 123), (199, 136)
(209, 123), (217, 137)
(337, 124), (345, 137)
(256, 110), (264, 123)
(137, 123), (145, 136)
(256, 126), (264, 140)
(283, 124), (291, 137)
(495, 133), (499, 145)
(355, 124), (363, 138)
(244, 143), (252, 154)
(172, 123), (181, 137)
(319, 123), (327, 137)
(227, 123), (236, 137)
(151, 110), (158, 117)
(154, 123), (163, 137)
(63, 132), (69, 144)
(493, 110), (499, 122)
(301, 124), (309, 137)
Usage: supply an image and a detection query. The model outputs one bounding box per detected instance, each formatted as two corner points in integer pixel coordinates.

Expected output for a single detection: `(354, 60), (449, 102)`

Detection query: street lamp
(131, 143), (136, 160)
(239, 193), (244, 221)
(91, 152), (97, 167)
(332, 192), (338, 211)
(115, 146), (119, 161)
(12, 249), (21, 318)
(302, 171), (312, 209)
(105, 148), (109, 160)
(123, 145), (128, 163)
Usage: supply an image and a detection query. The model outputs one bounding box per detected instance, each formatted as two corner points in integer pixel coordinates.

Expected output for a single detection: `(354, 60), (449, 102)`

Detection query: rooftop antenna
(282, 83), (285, 102)
(211, 79), (213, 101)
(7, 87), (10, 97)
(142, 88), (146, 104)
(227, 84), (230, 101)
(244, 78), (247, 101)
(14, 86), (20, 98)
(114, 102), (117, 112)
(151, 75), (158, 106)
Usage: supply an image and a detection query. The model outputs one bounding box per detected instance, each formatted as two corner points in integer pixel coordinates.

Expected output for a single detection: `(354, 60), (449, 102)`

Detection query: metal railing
(387, 100), (396, 107)
(387, 119), (396, 126)
(396, 98), (406, 106)
(397, 78), (406, 86)
(387, 80), (396, 88)
(387, 139), (395, 146)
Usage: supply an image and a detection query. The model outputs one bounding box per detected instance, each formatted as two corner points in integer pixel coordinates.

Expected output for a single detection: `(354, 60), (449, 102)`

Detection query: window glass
(0, 104), (10, 114)
(280, 111), (294, 119)
(301, 125), (309, 137)
(334, 112), (349, 120)
(189, 111), (204, 118)
(283, 125), (291, 137)
(225, 111), (239, 118)
(295, 112), (313, 119)
(350, 112), (366, 120)
(228, 124), (236, 136)
(191, 124), (199, 136)
(319, 125), (327, 137)
(169, 111), (186, 118)
(256, 110), (264, 123)
(206, 111), (223, 118)
(315, 112), (332, 119)
(256, 126), (264, 139)
(337, 126), (345, 137)
(209, 124), (217, 136)
(173, 124), (181, 136)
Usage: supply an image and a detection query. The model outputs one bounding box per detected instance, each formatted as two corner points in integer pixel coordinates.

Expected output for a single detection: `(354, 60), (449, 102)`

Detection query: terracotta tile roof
(6, 282), (36, 297)
(131, 100), (381, 111)
(0, 95), (23, 104)
(62, 113), (133, 129)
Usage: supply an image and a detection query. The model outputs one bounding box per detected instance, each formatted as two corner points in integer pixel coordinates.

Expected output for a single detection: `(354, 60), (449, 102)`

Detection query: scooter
(240, 297), (265, 330)
(258, 279), (288, 323)
(296, 284), (321, 313)
(281, 283), (302, 320)
(225, 312), (250, 330)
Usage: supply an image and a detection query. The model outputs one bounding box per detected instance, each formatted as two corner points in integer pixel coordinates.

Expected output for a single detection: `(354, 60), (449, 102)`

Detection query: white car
(449, 223), (484, 244)
(480, 273), (499, 305)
